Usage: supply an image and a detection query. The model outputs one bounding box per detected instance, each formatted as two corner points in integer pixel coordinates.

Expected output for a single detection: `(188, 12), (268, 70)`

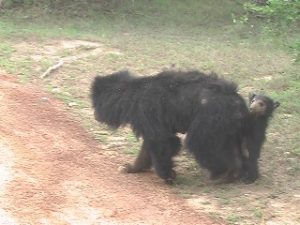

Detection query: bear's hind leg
(122, 141), (152, 173)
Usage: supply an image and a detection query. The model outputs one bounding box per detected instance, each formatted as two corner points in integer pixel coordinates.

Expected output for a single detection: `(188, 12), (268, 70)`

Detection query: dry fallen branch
(40, 47), (104, 79)
(40, 59), (64, 79)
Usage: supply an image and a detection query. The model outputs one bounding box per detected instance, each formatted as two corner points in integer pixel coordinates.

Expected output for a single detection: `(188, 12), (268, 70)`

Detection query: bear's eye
(258, 102), (264, 107)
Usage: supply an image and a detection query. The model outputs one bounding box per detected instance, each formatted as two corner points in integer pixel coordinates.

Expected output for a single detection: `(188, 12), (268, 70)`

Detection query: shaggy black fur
(240, 93), (280, 183)
(91, 70), (280, 184)
(187, 92), (280, 184)
(91, 70), (250, 184)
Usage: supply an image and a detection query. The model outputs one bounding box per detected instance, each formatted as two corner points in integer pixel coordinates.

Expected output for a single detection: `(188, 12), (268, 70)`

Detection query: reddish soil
(0, 74), (224, 225)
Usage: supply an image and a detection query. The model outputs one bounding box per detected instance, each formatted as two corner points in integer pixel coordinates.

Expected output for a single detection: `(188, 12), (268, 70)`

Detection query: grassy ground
(0, 1), (299, 224)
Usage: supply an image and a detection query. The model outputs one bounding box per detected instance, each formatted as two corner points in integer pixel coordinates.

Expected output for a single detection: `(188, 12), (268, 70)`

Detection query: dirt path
(0, 74), (223, 225)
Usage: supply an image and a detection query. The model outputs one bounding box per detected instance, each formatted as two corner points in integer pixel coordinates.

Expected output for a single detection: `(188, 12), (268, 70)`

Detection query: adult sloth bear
(91, 70), (279, 184)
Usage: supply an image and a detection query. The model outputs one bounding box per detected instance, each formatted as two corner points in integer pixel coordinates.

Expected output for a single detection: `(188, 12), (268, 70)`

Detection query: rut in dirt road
(0, 74), (224, 225)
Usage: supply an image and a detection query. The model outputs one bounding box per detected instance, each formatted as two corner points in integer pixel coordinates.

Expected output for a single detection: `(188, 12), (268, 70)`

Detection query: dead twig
(40, 47), (105, 79)
(40, 59), (64, 79)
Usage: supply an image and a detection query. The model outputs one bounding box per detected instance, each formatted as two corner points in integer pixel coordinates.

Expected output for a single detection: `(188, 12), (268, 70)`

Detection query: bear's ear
(248, 92), (256, 102)
(273, 101), (280, 109)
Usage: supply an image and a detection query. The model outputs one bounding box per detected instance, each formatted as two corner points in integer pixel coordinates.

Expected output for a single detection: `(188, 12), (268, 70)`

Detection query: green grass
(0, 42), (33, 82)
(0, 43), (14, 71)
(253, 208), (263, 219)
(227, 214), (242, 224)
(0, 42), (15, 55)
(266, 68), (300, 159)
(1, 0), (246, 34)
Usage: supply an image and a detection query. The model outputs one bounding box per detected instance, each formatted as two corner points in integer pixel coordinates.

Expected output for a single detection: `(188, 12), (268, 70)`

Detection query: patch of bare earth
(0, 74), (223, 225)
